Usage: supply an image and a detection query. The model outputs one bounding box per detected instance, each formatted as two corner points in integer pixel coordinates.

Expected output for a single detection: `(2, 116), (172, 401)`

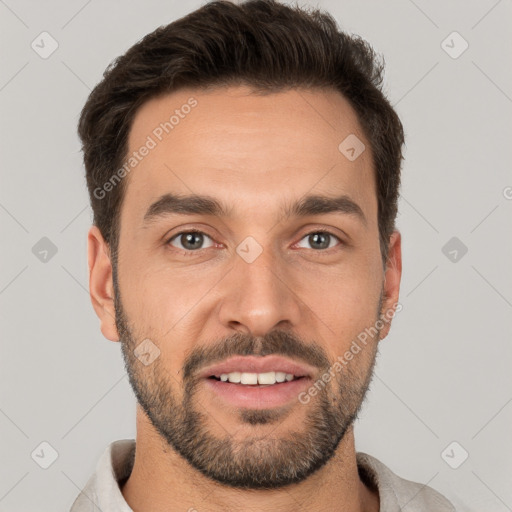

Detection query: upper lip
(199, 355), (316, 379)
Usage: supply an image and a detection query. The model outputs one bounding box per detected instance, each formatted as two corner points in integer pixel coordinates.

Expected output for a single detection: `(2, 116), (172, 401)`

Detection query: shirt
(70, 439), (456, 511)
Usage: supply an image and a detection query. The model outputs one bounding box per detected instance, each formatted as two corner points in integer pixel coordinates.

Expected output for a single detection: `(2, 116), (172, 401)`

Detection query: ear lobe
(379, 230), (402, 341)
(87, 225), (120, 342)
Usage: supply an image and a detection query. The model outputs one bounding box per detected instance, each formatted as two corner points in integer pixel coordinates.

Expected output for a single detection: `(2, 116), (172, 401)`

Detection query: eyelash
(165, 229), (344, 256)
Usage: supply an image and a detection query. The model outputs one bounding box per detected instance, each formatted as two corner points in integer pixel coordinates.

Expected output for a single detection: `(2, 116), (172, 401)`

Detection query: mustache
(182, 330), (331, 381)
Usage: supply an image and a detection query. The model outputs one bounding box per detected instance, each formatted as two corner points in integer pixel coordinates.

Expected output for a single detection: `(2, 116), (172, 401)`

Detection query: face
(89, 85), (401, 489)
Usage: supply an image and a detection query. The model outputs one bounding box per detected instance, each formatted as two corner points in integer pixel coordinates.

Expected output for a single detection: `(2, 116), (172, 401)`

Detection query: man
(71, 0), (455, 510)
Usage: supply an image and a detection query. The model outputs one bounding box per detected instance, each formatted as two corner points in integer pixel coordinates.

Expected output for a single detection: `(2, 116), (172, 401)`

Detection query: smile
(209, 371), (301, 385)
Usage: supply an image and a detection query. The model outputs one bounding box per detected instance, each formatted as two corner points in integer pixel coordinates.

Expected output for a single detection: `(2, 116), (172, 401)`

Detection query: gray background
(1, 0), (511, 510)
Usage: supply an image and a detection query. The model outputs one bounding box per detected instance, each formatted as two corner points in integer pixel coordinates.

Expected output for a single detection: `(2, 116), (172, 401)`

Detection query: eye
(295, 231), (342, 251)
(165, 229), (343, 255)
(166, 230), (215, 252)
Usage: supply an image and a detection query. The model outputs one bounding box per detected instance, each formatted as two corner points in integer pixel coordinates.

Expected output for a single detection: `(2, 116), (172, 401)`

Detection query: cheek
(299, 257), (383, 348)
(127, 254), (382, 320)
(318, 284), (380, 345)
(120, 266), (216, 362)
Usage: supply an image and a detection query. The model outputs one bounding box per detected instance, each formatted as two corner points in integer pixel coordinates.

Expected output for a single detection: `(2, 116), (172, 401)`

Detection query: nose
(217, 244), (302, 338)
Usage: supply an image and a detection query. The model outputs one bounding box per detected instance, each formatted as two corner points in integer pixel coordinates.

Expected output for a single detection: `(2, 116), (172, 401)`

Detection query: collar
(70, 439), (455, 511)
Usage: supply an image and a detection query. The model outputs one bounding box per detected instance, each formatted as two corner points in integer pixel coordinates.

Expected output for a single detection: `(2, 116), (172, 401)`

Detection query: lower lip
(203, 377), (311, 409)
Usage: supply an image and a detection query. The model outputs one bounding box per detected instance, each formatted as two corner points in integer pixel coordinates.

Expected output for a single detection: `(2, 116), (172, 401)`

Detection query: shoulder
(69, 439), (135, 512)
(356, 452), (456, 511)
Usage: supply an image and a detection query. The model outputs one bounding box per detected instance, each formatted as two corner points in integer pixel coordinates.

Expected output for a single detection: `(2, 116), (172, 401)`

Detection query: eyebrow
(143, 192), (367, 226)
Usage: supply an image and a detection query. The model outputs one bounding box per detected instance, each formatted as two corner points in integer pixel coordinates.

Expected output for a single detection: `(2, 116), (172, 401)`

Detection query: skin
(88, 85), (402, 512)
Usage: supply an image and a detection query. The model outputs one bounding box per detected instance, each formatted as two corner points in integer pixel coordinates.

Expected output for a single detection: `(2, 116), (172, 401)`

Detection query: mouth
(207, 371), (305, 386)
(200, 356), (315, 409)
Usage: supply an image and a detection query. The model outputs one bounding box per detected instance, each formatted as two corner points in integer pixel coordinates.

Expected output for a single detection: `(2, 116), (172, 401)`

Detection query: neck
(121, 406), (379, 512)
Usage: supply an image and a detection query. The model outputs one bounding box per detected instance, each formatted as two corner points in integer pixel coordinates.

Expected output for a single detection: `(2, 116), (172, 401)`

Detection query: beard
(113, 269), (382, 490)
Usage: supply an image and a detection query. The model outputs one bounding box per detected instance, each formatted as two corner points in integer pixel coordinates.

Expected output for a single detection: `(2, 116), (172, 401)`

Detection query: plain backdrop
(0, 1), (511, 510)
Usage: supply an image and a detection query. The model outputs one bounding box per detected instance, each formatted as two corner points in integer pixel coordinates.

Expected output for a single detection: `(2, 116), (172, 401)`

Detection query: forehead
(122, 85), (376, 228)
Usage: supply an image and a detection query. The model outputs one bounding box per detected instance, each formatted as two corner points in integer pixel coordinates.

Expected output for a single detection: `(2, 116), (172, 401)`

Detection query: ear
(379, 230), (402, 341)
(88, 225), (119, 342)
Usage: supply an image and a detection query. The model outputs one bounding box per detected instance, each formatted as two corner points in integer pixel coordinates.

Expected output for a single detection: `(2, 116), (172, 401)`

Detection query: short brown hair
(78, 0), (404, 264)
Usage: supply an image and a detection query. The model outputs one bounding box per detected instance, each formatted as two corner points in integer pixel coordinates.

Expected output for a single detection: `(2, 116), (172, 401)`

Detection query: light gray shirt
(70, 439), (455, 511)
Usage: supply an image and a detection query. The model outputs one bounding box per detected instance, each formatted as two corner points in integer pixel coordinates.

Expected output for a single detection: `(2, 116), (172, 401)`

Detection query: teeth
(225, 371), (241, 383)
(257, 371), (276, 385)
(240, 372), (258, 385)
(275, 371), (286, 383)
(217, 371), (297, 385)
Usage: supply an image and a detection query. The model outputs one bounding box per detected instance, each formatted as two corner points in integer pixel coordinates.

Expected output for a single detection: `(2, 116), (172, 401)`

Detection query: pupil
(183, 232), (203, 250)
(310, 232), (329, 250)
